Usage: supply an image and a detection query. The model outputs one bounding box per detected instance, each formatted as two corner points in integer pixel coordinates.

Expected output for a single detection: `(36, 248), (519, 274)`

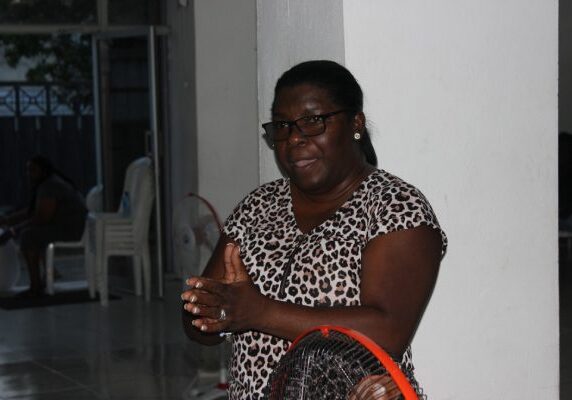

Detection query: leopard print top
(223, 169), (447, 399)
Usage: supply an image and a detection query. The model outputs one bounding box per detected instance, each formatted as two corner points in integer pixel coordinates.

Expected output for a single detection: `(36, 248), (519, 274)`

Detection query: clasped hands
(181, 243), (266, 334)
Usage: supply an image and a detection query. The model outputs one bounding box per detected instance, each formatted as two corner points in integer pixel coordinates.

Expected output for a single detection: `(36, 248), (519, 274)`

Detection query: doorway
(0, 0), (169, 299)
(93, 27), (166, 297)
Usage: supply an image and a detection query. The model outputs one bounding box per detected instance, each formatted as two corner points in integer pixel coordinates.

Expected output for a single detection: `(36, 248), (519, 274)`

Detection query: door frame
(92, 26), (166, 298)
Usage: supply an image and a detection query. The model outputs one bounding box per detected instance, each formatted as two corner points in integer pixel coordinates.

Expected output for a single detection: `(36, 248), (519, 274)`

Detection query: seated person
(0, 155), (87, 297)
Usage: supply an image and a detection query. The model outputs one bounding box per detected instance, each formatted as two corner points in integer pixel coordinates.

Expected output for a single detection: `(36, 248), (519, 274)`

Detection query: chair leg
(46, 243), (55, 295)
(96, 245), (109, 306)
(85, 247), (96, 299)
(94, 219), (109, 306)
(142, 248), (151, 302)
(133, 254), (142, 297)
(100, 254), (109, 307)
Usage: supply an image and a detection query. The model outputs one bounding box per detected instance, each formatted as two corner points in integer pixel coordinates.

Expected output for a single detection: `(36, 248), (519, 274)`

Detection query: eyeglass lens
(264, 110), (348, 142)
(270, 117), (324, 141)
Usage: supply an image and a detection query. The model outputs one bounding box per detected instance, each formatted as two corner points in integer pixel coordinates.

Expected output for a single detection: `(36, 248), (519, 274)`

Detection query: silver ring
(219, 331), (232, 340)
(219, 308), (227, 321)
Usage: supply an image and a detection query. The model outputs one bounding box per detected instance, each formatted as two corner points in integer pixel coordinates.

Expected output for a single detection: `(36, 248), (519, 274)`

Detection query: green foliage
(0, 34), (93, 113)
(0, 0), (95, 112)
(0, 0), (96, 24)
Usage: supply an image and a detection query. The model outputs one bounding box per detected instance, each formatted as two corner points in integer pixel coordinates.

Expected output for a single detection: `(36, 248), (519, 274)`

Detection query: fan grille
(264, 329), (395, 399)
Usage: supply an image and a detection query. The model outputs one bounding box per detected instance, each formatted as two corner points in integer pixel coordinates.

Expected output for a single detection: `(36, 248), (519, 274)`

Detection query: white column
(343, 1), (558, 398)
(257, 0), (346, 184)
(194, 0), (259, 218)
(256, 0), (558, 398)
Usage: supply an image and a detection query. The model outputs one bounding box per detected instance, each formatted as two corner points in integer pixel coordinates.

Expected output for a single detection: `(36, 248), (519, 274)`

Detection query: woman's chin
(290, 173), (327, 194)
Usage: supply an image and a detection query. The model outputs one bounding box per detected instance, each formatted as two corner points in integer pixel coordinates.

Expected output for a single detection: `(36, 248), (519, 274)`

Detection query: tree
(0, 34), (92, 114)
(0, 0), (94, 113)
(0, 0), (96, 25)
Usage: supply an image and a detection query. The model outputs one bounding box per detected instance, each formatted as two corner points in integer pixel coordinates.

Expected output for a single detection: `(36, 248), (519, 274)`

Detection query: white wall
(257, 0), (346, 183)
(194, 0), (259, 218)
(561, 0), (572, 133)
(343, 1), (558, 398)
(257, 0), (558, 398)
(166, 0), (198, 221)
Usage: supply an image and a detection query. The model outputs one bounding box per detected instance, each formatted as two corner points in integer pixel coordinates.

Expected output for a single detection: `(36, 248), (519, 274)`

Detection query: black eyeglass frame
(261, 109), (353, 144)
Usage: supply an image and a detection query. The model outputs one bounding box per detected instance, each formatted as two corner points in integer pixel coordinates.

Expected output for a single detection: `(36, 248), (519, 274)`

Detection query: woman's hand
(181, 243), (267, 334)
(348, 374), (401, 400)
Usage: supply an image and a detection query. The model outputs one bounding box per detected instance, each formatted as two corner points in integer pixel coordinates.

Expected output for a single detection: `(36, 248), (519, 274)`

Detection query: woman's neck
(292, 162), (374, 205)
(290, 163), (375, 234)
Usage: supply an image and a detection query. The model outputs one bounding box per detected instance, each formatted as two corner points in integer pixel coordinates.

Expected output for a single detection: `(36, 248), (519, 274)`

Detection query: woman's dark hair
(273, 60), (378, 166)
(29, 155), (76, 188)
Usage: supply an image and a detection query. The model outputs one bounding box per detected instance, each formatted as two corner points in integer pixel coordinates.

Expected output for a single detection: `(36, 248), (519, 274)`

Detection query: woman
(182, 60), (447, 399)
(0, 155), (87, 297)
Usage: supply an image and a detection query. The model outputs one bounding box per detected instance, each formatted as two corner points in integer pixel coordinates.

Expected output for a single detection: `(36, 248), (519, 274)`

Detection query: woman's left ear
(352, 111), (366, 134)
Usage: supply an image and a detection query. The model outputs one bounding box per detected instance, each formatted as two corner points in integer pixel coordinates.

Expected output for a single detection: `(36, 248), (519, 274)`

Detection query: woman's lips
(292, 158), (317, 168)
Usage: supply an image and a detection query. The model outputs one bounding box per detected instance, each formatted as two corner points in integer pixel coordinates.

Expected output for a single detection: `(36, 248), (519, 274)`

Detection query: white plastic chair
(87, 157), (155, 306)
(45, 184), (103, 296)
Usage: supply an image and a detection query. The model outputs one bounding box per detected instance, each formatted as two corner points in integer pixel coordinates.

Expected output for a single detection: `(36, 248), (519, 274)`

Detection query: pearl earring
(353, 132), (361, 140)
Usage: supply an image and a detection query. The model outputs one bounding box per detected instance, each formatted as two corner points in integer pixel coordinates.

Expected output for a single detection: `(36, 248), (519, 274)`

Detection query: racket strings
(264, 330), (397, 399)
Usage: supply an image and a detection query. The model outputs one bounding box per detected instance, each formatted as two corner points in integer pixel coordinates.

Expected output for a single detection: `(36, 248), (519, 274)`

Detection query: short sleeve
(223, 185), (268, 246)
(223, 180), (288, 247)
(369, 180), (448, 256)
(223, 195), (252, 246)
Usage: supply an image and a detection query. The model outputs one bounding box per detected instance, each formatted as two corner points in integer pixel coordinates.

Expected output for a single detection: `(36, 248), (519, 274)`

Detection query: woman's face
(272, 84), (365, 194)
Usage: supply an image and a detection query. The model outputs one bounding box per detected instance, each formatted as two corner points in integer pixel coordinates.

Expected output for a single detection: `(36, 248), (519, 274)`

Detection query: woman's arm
(10, 197), (57, 233)
(183, 225), (442, 357)
(0, 208), (29, 226)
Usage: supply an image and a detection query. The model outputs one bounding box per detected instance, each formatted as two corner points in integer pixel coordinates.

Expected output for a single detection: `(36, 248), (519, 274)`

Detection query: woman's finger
(185, 276), (225, 295)
(223, 243), (236, 283)
(192, 317), (228, 333)
(183, 303), (225, 321)
(181, 288), (222, 306)
(186, 276), (232, 296)
(230, 245), (250, 281)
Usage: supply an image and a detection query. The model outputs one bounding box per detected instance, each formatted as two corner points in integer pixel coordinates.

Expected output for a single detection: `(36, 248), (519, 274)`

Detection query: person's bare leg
(22, 248), (44, 295)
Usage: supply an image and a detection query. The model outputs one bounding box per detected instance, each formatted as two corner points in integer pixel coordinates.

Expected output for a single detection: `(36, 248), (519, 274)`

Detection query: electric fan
(264, 326), (419, 400)
(173, 193), (222, 281)
(173, 193), (228, 400)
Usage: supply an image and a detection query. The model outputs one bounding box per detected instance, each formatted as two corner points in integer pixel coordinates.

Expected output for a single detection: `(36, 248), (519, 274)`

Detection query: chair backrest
(86, 184), (104, 212)
(120, 157), (155, 243)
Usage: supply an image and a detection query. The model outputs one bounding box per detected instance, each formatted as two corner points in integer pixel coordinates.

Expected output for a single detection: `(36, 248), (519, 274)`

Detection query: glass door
(92, 27), (164, 297)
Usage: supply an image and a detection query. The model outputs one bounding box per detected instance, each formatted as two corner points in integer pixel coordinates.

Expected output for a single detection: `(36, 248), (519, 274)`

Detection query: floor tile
(2, 387), (103, 400)
(0, 264), (208, 400)
(93, 376), (192, 400)
(0, 361), (83, 398)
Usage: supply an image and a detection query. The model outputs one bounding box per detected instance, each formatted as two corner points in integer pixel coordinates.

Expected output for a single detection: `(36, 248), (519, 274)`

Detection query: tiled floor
(1, 254), (570, 399)
(0, 257), (226, 400)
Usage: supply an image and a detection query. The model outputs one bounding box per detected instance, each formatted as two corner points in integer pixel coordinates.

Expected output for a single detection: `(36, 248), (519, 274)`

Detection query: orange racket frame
(289, 325), (419, 400)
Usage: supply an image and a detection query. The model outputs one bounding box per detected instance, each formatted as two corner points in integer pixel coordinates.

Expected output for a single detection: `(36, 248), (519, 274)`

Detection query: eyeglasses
(262, 110), (350, 143)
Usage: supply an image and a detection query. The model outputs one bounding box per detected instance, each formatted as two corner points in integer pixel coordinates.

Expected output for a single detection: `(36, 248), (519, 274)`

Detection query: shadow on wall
(560, 132), (572, 230)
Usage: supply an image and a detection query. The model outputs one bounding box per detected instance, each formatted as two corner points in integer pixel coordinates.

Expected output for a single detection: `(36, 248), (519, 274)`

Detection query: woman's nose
(286, 124), (306, 145)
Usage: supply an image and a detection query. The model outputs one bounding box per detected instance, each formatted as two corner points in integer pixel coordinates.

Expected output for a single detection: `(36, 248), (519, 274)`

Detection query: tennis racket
(263, 325), (419, 400)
